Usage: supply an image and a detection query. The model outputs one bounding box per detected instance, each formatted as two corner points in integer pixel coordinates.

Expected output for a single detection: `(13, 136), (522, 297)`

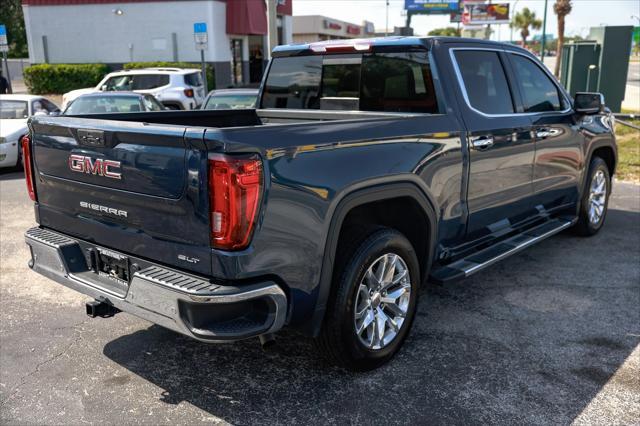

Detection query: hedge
(23, 64), (111, 95)
(23, 61), (216, 95)
(124, 61), (215, 91)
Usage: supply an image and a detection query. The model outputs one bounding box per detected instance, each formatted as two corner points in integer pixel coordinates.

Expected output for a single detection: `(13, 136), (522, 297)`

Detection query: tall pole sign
(0, 24), (12, 94)
(194, 22), (208, 94)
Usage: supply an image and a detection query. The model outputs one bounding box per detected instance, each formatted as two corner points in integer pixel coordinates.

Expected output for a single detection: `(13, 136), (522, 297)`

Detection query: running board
(430, 218), (574, 284)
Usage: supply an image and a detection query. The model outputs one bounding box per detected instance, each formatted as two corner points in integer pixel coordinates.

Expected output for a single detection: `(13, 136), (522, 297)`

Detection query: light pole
(385, 0), (390, 36)
(540, 0), (548, 61)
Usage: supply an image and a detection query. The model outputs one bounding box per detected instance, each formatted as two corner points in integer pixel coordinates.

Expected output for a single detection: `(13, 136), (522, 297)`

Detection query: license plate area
(82, 247), (131, 295)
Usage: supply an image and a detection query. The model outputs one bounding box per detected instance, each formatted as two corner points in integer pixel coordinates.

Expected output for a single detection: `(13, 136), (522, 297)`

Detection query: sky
(292, 0), (640, 41)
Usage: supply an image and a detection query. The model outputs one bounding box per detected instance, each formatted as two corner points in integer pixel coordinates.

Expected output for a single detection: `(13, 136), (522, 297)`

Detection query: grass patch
(615, 119), (640, 182)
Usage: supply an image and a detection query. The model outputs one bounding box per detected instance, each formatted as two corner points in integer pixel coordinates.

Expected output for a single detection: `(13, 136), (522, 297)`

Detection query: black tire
(574, 156), (611, 236)
(314, 227), (420, 371)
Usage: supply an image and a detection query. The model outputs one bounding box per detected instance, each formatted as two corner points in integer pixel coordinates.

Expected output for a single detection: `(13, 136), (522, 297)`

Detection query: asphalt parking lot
(1, 169), (638, 425)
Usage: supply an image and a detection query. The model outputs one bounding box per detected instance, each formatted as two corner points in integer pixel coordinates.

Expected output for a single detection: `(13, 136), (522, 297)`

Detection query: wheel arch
(307, 177), (439, 337)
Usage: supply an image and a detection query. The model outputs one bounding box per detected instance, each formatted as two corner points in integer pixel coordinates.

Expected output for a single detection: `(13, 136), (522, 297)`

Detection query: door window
(509, 54), (564, 112)
(453, 50), (514, 115)
(131, 74), (170, 90)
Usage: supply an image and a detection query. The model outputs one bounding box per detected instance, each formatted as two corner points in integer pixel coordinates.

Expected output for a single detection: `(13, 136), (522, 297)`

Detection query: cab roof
(272, 36), (531, 57)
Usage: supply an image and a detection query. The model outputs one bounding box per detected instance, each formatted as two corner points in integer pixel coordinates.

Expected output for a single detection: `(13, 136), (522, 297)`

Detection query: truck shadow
(103, 207), (640, 424)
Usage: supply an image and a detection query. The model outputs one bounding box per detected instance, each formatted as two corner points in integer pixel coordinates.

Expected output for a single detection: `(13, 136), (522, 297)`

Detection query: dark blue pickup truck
(23, 37), (616, 370)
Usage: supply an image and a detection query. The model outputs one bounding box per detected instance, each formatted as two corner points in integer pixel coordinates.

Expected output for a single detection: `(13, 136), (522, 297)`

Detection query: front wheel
(574, 156), (611, 236)
(314, 227), (420, 371)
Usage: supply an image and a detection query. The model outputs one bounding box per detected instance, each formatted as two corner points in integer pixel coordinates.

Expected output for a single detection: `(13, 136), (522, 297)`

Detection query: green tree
(428, 27), (461, 37)
(510, 7), (542, 47)
(553, 0), (572, 77)
(0, 0), (28, 58)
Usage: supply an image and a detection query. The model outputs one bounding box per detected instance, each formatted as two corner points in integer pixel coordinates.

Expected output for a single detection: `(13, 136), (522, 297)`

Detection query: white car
(0, 94), (60, 169)
(61, 68), (206, 111)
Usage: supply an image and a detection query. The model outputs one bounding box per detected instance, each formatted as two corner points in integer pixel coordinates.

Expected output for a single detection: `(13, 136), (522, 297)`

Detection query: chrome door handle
(471, 136), (494, 150)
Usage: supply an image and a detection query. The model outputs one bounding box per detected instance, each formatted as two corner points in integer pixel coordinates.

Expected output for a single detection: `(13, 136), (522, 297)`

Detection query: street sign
(194, 22), (208, 50)
(0, 25), (8, 52)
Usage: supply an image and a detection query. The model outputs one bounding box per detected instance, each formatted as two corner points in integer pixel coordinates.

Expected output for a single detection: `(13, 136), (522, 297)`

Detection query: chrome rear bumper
(25, 227), (287, 342)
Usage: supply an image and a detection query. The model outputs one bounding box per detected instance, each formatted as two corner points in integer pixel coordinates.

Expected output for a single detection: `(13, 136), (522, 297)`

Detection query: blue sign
(405, 0), (458, 13)
(0, 25), (6, 36)
(193, 22), (207, 34)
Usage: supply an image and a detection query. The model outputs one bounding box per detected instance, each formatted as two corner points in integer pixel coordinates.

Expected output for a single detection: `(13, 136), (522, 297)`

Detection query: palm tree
(553, 0), (573, 77)
(510, 7), (542, 47)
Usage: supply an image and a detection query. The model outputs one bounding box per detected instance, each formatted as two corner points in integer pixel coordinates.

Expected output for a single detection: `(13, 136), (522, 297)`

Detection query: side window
(361, 51), (438, 113)
(143, 95), (164, 111)
(509, 54), (563, 112)
(454, 50), (514, 115)
(103, 75), (132, 91)
(132, 74), (170, 90)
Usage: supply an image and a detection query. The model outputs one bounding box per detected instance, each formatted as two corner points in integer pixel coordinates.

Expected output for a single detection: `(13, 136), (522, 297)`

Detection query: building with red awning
(21, 0), (293, 87)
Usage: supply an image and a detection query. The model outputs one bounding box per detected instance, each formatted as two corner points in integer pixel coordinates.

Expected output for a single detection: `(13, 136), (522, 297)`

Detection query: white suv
(61, 68), (206, 110)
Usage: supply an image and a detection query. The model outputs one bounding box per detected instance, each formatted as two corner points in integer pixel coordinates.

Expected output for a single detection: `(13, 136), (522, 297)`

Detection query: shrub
(124, 61), (215, 91)
(23, 63), (111, 94)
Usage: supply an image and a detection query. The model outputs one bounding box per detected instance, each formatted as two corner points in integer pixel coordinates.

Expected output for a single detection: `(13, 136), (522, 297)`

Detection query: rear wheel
(314, 227), (420, 371)
(574, 156), (611, 236)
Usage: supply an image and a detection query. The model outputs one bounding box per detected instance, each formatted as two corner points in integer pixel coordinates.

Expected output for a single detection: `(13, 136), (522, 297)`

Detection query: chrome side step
(430, 218), (574, 283)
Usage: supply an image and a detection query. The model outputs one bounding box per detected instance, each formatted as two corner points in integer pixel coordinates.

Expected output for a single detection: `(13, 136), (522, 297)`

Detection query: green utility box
(560, 41), (600, 93)
(561, 26), (633, 112)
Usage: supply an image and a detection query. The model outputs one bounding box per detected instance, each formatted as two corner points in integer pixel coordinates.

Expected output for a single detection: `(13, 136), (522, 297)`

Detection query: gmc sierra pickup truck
(23, 37), (616, 371)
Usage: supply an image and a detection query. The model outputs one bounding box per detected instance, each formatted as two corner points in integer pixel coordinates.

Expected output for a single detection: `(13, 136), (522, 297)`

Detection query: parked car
(61, 68), (205, 111)
(63, 92), (165, 115)
(24, 37), (616, 371)
(202, 89), (259, 110)
(0, 94), (60, 169)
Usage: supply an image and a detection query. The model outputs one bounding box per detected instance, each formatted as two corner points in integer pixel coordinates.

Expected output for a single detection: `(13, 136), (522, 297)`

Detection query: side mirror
(101, 85), (108, 91)
(574, 92), (605, 115)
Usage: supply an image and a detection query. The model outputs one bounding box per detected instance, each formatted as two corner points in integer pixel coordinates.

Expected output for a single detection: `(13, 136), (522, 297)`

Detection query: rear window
(261, 51), (438, 113)
(184, 72), (203, 86)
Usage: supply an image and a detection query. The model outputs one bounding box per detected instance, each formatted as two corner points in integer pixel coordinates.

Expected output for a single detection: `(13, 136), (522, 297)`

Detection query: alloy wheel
(353, 253), (411, 350)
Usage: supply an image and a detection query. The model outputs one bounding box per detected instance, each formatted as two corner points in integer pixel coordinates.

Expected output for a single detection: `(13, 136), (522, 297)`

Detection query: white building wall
(22, 1), (230, 64)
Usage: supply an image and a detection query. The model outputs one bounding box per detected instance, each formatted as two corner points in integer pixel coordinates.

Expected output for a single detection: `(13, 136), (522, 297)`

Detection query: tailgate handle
(77, 129), (106, 147)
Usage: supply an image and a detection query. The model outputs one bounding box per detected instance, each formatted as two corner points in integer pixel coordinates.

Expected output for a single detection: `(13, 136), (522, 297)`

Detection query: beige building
(293, 15), (375, 43)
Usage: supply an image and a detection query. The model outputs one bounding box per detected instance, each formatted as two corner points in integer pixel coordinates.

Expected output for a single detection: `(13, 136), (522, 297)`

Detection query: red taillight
(21, 135), (37, 201)
(184, 89), (194, 98)
(208, 154), (263, 250)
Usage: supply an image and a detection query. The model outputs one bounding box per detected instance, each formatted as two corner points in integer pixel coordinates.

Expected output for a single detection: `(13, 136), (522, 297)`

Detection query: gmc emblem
(68, 154), (122, 180)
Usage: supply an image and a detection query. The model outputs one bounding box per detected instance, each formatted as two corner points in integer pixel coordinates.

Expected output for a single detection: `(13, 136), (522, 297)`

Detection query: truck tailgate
(30, 116), (212, 276)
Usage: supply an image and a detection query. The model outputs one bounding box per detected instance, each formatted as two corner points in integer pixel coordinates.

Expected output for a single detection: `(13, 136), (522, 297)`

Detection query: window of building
(509, 54), (564, 113)
(454, 50), (514, 115)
